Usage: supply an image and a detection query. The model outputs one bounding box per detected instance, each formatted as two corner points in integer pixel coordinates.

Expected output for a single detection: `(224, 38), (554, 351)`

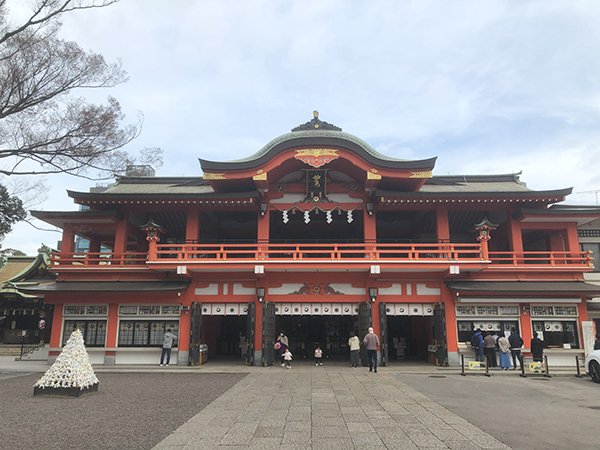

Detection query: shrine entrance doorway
(385, 316), (433, 362)
(200, 303), (250, 361)
(277, 315), (358, 361)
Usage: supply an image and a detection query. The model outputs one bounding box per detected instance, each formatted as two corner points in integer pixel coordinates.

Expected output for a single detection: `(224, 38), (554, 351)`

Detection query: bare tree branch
(0, 0), (161, 180)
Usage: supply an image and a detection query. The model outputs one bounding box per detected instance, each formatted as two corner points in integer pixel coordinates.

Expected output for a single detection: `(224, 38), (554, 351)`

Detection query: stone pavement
(151, 365), (511, 450)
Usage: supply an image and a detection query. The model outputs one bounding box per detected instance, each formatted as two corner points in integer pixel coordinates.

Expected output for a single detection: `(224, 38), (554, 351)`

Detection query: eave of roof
(512, 207), (600, 226)
(199, 130), (437, 172)
(445, 281), (600, 295)
(376, 187), (572, 204)
(67, 190), (260, 204)
(30, 210), (125, 228)
(19, 281), (190, 293)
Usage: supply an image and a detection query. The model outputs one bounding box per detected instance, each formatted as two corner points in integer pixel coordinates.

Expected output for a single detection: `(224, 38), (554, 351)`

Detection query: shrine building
(25, 113), (600, 367)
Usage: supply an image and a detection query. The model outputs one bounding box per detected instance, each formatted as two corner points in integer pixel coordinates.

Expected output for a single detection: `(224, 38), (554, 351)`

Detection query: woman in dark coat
(531, 332), (544, 362)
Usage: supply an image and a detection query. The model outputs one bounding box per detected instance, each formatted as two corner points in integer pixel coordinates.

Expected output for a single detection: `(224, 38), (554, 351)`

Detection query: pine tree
(34, 329), (99, 395)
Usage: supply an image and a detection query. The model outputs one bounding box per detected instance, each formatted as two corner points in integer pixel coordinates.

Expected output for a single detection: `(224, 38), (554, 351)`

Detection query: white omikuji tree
(34, 329), (99, 390)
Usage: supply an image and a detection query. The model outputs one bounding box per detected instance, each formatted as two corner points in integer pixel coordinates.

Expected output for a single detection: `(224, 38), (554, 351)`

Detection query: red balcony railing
(488, 251), (593, 267)
(49, 245), (593, 270)
(152, 242), (484, 262)
(50, 252), (148, 267)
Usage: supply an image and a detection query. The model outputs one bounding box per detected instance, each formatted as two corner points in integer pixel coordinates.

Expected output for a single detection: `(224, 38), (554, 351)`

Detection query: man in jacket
(160, 328), (177, 367)
(483, 332), (497, 367)
(363, 327), (380, 373)
(508, 327), (524, 370)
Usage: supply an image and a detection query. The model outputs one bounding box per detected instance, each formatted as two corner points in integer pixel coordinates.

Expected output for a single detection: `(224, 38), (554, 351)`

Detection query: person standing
(483, 332), (497, 367)
(594, 334), (600, 351)
(531, 332), (544, 369)
(508, 327), (524, 370)
(363, 327), (380, 373)
(497, 335), (511, 370)
(159, 328), (177, 367)
(348, 331), (360, 368)
(276, 332), (289, 367)
(283, 348), (293, 369)
(471, 329), (484, 362)
(314, 346), (323, 366)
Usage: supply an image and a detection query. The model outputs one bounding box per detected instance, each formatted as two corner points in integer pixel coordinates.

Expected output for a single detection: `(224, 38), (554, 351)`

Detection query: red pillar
(105, 303), (119, 348)
(520, 306), (533, 351)
(60, 225), (75, 256)
(436, 205), (450, 241)
(49, 302), (63, 350)
(178, 293), (191, 352)
(578, 299), (589, 348)
(113, 212), (129, 258)
(442, 286), (458, 353)
(565, 223), (579, 253)
(186, 205), (200, 242)
(363, 206), (377, 241)
(508, 215), (523, 264)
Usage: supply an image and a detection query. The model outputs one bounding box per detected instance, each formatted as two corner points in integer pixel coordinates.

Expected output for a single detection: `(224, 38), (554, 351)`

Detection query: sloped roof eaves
(19, 281), (191, 293)
(0, 260), (36, 283)
(376, 187), (573, 199)
(100, 182), (215, 195)
(199, 131), (437, 171)
(67, 190), (260, 200)
(31, 210), (124, 221)
(420, 182), (531, 193)
(513, 208), (600, 219)
(445, 281), (600, 294)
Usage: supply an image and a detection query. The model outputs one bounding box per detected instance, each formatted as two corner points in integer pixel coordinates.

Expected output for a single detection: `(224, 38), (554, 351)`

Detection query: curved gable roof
(199, 124), (436, 172)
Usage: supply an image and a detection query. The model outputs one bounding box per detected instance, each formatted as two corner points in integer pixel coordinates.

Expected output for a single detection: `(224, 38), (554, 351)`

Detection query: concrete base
(104, 354), (115, 365)
(177, 351), (188, 366)
(34, 383), (98, 397)
(448, 351), (460, 366)
(254, 350), (262, 366)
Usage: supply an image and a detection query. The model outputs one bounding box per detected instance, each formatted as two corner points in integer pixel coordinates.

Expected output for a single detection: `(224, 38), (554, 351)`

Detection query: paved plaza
(1, 357), (598, 450)
(151, 364), (510, 450)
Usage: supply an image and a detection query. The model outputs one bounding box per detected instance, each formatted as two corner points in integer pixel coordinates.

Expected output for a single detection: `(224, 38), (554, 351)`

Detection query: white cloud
(2, 0), (599, 254)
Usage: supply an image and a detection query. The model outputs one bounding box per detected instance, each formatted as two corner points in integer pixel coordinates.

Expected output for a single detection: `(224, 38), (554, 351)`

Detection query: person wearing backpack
(471, 329), (484, 362)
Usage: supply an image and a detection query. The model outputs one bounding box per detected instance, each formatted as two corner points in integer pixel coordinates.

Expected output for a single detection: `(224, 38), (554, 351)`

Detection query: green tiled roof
(227, 130), (408, 164)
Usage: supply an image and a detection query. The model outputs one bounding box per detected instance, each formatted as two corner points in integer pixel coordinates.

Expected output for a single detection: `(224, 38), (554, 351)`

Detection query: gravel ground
(0, 372), (248, 450)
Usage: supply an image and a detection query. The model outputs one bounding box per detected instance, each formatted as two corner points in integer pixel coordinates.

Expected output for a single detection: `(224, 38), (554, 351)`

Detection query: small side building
(0, 249), (56, 344)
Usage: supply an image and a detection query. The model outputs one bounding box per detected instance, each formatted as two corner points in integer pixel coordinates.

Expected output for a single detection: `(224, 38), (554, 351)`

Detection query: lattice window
(63, 320), (106, 346)
(63, 305), (86, 316)
(118, 320), (179, 347)
(531, 306), (554, 316)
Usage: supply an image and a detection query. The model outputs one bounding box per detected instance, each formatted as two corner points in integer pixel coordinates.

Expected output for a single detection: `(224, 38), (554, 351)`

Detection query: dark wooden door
(262, 302), (276, 366)
(188, 302), (202, 366)
(433, 303), (448, 366)
(245, 302), (255, 366)
(358, 302), (372, 366)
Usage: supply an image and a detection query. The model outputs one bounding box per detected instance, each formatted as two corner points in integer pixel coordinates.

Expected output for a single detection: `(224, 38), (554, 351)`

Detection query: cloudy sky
(2, 0), (600, 255)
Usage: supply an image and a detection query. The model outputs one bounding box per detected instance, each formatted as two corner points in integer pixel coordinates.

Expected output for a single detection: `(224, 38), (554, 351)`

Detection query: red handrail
(48, 245), (593, 269)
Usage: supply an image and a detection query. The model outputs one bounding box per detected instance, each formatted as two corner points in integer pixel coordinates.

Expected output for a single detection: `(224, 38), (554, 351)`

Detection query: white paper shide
(34, 329), (99, 390)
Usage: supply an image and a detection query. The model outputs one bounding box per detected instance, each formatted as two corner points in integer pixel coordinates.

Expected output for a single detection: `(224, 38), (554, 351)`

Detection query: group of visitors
(472, 327), (543, 370)
(274, 328), (382, 371)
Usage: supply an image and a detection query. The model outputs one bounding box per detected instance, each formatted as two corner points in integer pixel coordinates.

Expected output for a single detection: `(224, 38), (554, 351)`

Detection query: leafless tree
(0, 0), (161, 179)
